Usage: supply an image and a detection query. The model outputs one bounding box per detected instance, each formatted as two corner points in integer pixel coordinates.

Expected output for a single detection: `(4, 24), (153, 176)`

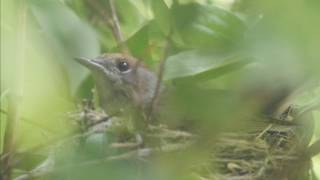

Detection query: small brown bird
(75, 53), (313, 142)
(75, 54), (159, 122)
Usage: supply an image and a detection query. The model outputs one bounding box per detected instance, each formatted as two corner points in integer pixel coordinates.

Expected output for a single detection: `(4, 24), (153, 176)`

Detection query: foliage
(1, 0), (320, 179)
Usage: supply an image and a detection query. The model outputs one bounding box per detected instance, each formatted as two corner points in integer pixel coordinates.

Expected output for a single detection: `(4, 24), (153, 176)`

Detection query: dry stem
(108, 0), (130, 54)
(146, 30), (173, 122)
(86, 0), (130, 55)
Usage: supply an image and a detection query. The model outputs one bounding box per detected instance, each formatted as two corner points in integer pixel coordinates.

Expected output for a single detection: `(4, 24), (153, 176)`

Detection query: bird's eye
(116, 61), (130, 72)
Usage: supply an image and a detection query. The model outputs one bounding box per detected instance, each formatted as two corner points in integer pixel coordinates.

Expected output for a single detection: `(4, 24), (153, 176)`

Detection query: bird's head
(75, 53), (158, 114)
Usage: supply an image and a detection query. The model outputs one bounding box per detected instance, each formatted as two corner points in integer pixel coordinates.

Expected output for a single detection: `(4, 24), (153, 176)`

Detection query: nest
(68, 101), (312, 180)
(198, 131), (309, 180)
(14, 101), (312, 180)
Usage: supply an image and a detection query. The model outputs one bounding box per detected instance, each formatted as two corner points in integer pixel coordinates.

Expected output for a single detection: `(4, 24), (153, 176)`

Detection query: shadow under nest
(17, 101), (314, 180)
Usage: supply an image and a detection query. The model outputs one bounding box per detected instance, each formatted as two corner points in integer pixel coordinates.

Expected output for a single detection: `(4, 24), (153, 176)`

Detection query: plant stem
(0, 1), (26, 179)
(87, 0), (130, 55)
(146, 30), (173, 123)
(108, 0), (130, 55)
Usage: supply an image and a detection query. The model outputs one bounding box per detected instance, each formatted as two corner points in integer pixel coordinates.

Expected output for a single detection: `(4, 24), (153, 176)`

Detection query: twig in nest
(111, 142), (142, 149)
(110, 134), (143, 149)
(255, 124), (273, 140)
(146, 127), (194, 139)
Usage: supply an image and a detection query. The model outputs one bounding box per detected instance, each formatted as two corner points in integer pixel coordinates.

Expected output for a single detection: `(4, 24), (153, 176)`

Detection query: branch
(108, 0), (130, 54)
(86, 0), (113, 29)
(86, 0), (130, 54)
(146, 30), (173, 122)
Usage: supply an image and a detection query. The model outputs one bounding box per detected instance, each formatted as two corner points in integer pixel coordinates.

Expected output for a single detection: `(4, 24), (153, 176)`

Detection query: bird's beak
(74, 57), (104, 72)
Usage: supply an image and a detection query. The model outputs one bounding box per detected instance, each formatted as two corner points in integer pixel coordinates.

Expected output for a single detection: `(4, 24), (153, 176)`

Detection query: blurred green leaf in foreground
(2, 0), (320, 179)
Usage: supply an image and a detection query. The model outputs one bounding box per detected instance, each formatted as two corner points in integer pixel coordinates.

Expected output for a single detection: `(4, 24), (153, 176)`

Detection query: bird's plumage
(76, 54), (313, 144)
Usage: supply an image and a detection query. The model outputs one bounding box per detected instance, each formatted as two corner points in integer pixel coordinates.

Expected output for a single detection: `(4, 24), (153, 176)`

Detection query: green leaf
(75, 75), (95, 100)
(30, 0), (100, 58)
(164, 50), (253, 81)
(151, 0), (171, 34)
(29, 0), (100, 94)
(114, 0), (151, 39)
(126, 24), (150, 60)
(172, 3), (247, 49)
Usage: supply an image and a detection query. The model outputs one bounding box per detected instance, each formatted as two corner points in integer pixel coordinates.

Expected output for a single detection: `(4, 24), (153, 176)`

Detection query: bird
(75, 53), (159, 130)
(75, 53), (314, 143)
